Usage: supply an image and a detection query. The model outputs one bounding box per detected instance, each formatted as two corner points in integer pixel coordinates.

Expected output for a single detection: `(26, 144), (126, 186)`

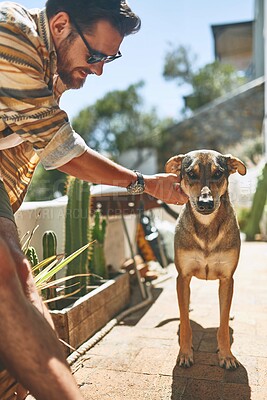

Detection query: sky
(18, 0), (254, 122)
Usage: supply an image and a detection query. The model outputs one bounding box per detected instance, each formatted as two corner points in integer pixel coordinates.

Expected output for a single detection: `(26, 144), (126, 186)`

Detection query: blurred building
(211, 0), (264, 81)
(161, 0), (265, 164)
(117, 148), (157, 174)
(211, 21), (253, 79)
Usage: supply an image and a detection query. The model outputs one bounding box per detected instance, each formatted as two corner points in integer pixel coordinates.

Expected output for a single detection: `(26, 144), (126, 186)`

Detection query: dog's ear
(224, 154), (247, 176)
(165, 155), (185, 175)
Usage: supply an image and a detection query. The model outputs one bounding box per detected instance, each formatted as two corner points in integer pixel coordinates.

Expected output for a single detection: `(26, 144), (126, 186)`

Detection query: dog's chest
(174, 203), (240, 280)
(177, 248), (238, 280)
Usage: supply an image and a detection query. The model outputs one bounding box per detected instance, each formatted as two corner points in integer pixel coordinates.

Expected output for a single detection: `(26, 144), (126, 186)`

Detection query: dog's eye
(213, 170), (223, 179)
(187, 170), (198, 180)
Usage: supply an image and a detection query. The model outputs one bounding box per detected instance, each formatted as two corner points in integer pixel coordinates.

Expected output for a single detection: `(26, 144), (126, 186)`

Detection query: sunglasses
(71, 16), (122, 64)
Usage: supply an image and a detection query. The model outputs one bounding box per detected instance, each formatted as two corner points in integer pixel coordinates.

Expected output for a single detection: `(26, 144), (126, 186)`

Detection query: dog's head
(165, 149), (246, 215)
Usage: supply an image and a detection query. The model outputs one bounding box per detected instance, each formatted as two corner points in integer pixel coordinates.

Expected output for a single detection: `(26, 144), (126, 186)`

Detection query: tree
(163, 44), (197, 86)
(163, 44), (247, 112)
(72, 81), (169, 158)
(26, 164), (66, 201)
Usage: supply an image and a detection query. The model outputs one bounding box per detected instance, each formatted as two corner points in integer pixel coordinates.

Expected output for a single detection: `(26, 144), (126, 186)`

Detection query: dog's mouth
(196, 198), (215, 214)
(196, 207), (215, 215)
(190, 202), (218, 216)
(192, 186), (218, 215)
(187, 186), (223, 216)
(190, 198), (217, 215)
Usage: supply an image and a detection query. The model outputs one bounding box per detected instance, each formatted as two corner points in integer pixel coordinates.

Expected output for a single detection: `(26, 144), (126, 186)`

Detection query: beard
(56, 36), (89, 89)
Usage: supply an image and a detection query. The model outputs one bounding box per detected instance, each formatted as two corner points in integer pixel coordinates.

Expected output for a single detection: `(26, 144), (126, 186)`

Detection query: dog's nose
(200, 186), (211, 197)
(197, 186), (214, 212)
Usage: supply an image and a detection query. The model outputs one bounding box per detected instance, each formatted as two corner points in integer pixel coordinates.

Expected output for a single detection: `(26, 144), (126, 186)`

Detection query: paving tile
(232, 333), (267, 358)
(147, 375), (187, 400)
(198, 331), (218, 353)
(158, 339), (180, 376)
(172, 362), (224, 382)
(250, 385), (267, 400)
(191, 330), (205, 351)
(221, 382), (251, 400)
(77, 348), (142, 373)
(181, 379), (223, 400)
(223, 364), (250, 385)
(140, 324), (180, 339)
(76, 369), (160, 400)
(128, 346), (172, 374)
(257, 358), (267, 387)
(194, 351), (220, 366)
(230, 318), (257, 336)
(255, 318), (267, 336)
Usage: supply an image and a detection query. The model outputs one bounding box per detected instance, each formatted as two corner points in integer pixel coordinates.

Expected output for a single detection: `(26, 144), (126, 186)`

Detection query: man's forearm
(58, 147), (188, 205)
(58, 147), (137, 187)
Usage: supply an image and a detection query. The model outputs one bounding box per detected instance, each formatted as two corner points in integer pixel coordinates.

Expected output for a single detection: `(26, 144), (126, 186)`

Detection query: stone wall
(159, 77), (264, 168)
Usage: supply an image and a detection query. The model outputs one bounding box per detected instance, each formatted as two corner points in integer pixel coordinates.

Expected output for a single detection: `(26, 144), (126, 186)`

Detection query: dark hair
(45, 0), (141, 37)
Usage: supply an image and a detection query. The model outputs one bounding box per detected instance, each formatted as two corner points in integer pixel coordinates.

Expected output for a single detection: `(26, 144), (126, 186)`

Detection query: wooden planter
(0, 369), (18, 400)
(50, 272), (130, 355)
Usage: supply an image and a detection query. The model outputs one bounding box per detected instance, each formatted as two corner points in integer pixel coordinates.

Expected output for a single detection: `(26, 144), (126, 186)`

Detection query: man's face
(55, 19), (123, 89)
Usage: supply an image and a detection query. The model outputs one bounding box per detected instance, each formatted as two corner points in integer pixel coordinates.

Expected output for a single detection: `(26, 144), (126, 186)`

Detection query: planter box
(50, 272), (130, 355)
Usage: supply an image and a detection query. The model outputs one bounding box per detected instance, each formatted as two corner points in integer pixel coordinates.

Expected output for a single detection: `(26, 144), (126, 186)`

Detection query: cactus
(92, 210), (106, 244)
(26, 246), (39, 269)
(42, 230), (58, 303)
(244, 163), (267, 240)
(65, 177), (91, 295)
(89, 209), (108, 280)
(43, 230), (57, 259)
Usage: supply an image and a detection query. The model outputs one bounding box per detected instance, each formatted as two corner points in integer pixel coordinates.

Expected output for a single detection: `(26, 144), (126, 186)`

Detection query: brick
(221, 382), (251, 399)
(172, 363), (224, 382)
(182, 379), (222, 400)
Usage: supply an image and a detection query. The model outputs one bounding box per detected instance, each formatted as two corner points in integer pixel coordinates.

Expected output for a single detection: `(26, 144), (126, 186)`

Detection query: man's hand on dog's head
(144, 173), (188, 205)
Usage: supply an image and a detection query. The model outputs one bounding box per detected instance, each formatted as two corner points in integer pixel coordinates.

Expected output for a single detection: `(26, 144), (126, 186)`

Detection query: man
(0, 0), (188, 398)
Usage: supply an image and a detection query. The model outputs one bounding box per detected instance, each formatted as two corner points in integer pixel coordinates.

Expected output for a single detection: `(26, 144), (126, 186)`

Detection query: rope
(67, 283), (154, 366)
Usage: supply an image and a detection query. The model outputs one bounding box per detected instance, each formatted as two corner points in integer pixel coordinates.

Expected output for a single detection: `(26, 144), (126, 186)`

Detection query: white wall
(15, 196), (137, 271)
(15, 197), (67, 260)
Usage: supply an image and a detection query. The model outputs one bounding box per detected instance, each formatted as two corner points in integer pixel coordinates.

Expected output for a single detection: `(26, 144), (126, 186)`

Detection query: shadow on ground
(167, 319), (251, 400)
(120, 283), (163, 326)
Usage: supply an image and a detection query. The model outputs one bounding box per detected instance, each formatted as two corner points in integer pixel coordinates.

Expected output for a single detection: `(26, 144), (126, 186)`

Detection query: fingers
(143, 173), (188, 205)
(173, 183), (188, 204)
(176, 174), (182, 183)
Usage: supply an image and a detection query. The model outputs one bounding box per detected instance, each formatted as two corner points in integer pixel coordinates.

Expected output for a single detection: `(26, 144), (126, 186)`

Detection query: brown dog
(165, 149), (246, 370)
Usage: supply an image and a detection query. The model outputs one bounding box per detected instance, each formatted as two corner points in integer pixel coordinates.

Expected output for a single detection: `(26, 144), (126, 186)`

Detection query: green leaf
(32, 255), (58, 273)
(36, 243), (91, 285)
(38, 274), (91, 291)
(43, 287), (83, 304)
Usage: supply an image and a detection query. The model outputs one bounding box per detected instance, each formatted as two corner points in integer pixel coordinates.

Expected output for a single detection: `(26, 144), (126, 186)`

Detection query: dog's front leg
(177, 273), (193, 367)
(217, 277), (240, 369)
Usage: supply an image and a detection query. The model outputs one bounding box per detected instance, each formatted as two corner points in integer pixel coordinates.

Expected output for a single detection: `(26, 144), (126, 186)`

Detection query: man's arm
(58, 147), (188, 205)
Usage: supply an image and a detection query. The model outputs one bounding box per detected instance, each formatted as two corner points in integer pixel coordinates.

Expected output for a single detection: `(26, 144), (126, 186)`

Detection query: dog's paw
(218, 351), (240, 370)
(177, 350), (194, 368)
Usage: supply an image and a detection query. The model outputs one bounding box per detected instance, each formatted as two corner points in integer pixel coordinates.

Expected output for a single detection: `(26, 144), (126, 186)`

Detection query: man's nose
(90, 61), (104, 76)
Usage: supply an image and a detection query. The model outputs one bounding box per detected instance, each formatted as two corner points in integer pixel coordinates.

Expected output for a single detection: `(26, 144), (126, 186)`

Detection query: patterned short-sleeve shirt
(0, 2), (87, 211)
